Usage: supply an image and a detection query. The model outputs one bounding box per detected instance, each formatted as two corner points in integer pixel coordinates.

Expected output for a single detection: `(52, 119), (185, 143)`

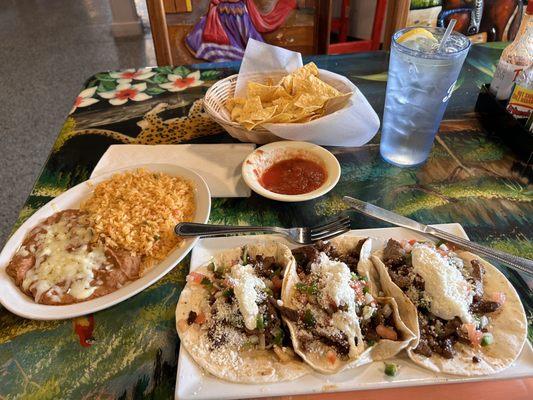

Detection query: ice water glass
(380, 27), (471, 167)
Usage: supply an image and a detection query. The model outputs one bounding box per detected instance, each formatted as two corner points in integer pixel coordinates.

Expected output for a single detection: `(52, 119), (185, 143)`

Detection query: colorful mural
(0, 44), (531, 399)
(185, 0), (297, 62)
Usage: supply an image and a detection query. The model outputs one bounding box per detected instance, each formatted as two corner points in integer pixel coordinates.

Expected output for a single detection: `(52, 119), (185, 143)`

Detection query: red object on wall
(328, 0), (388, 54)
(202, 0), (297, 45)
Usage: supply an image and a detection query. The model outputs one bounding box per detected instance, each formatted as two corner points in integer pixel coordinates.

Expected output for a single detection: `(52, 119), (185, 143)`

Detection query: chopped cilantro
(384, 363), (398, 377)
(367, 339), (376, 346)
(256, 314), (265, 330)
(296, 282), (318, 295)
(222, 288), (234, 298)
(481, 333), (493, 346)
(303, 309), (316, 328)
(273, 329), (284, 346)
(241, 246), (248, 264)
(207, 262), (215, 272)
(200, 277), (213, 289)
(363, 286), (370, 294)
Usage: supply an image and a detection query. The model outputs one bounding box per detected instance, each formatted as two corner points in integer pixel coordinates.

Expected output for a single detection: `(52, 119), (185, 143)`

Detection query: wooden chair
(328, 0), (388, 54)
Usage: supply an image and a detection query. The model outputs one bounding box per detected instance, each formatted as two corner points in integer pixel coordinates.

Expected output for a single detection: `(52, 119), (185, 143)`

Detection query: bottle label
(491, 59), (524, 100)
(507, 85), (533, 119)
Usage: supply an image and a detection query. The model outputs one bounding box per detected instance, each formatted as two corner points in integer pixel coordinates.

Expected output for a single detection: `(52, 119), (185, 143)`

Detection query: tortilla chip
(227, 62), (352, 130)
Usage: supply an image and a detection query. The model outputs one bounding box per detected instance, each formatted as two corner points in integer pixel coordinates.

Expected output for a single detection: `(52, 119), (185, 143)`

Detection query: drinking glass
(380, 27), (471, 167)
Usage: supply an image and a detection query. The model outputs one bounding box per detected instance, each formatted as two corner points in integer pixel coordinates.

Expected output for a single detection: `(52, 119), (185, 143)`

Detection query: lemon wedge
(398, 28), (437, 44)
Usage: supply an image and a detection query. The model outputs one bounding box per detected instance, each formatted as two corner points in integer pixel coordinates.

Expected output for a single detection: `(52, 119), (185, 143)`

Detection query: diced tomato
(195, 312), (206, 325)
(408, 239), (417, 246)
(326, 350), (337, 365)
(491, 292), (506, 305)
(178, 319), (189, 332)
(437, 249), (448, 257)
(272, 275), (283, 290)
(376, 324), (398, 341)
(350, 280), (365, 302)
(186, 271), (206, 284)
(224, 278), (234, 288)
(463, 323), (483, 347)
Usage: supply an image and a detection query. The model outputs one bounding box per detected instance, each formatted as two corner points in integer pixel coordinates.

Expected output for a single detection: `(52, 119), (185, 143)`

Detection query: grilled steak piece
(471, 300), (502, 314)
(470, 259), (485, 301)
(187, 311), (197, 325)
(337, 239), (366, 272)
(293, 245), (320, 274)
(439, 338), (456, 359)
(253, 255), (278, 278)
(414, 339), (433, 357)
(316, 330), (350, 357)
(383, 239), (406, 267)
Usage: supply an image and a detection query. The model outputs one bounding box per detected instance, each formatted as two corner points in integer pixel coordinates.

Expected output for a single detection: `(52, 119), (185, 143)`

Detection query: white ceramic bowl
(242, 141), (341, 202)
(0, 164), (211, 320)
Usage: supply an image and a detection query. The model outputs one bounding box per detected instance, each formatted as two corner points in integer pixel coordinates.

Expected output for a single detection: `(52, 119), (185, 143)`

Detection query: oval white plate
(242, 141), (341, 202)
(0, 163), (210, 320)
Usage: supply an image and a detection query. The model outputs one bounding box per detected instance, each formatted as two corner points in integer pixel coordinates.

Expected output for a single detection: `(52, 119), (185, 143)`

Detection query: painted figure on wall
(185, 0), (296, 62)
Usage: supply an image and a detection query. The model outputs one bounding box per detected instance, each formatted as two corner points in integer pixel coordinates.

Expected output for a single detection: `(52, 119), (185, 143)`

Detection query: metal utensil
(343, 196), (533, 277)
(175, 215), (351, 245)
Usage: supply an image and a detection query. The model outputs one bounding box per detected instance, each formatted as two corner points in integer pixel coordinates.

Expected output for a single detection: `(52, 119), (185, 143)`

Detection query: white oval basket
(203, 70), (380, 146)
(203, 74), (280, 144)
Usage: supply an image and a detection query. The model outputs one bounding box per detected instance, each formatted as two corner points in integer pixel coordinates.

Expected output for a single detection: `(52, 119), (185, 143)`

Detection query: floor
(0, 0), (156, 247)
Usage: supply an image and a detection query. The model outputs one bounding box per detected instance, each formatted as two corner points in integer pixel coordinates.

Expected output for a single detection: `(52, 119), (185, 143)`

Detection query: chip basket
(203, 74), (284, 144)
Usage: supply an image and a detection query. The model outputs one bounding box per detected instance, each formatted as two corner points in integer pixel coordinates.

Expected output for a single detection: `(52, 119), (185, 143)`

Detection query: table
(0, 43), (531, 399)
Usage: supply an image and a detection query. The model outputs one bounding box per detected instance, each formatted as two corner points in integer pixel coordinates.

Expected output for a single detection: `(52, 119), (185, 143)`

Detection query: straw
(438, 19), (457, 53)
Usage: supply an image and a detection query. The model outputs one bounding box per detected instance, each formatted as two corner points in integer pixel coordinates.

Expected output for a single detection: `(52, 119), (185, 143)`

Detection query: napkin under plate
(91, 144), (255, 197)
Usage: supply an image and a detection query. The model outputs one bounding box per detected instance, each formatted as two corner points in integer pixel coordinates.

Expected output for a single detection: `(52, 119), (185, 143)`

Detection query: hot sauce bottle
(490, 2), (533, 101)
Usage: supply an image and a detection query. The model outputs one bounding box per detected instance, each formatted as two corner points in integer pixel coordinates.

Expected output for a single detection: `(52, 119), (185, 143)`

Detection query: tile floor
(0, 0), (156, 246)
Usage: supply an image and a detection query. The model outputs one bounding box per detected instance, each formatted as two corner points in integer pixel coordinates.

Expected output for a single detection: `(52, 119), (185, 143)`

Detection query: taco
(176, 241), (310, 383)
(372, 239), (527, 376)
(281, 237), (416, 374)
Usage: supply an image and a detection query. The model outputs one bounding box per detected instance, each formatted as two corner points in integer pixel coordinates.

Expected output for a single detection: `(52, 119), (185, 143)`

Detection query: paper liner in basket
(234, 39), (380, 147)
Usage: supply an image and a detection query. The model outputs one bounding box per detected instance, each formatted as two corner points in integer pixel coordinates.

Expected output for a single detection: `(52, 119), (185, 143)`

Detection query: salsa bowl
(241, 141), (340, 202)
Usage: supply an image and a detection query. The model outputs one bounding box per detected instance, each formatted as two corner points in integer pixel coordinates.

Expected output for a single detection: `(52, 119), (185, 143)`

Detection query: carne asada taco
(282, 237), (415, 374)
(176, 241), (310, 383)
(372, 239), (527, 376)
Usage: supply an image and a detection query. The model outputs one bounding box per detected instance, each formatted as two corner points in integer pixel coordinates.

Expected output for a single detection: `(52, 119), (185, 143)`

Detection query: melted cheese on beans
(20, 214), (109, 302)
(412, 244), (473, 323)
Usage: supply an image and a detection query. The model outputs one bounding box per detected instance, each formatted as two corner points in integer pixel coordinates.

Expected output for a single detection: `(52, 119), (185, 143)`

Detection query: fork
(174, 215), (351, 245)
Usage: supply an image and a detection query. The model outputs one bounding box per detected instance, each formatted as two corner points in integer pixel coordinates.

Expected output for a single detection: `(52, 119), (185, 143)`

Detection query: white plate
(0, 163), (211, 320)
(175, 224), (533, 400)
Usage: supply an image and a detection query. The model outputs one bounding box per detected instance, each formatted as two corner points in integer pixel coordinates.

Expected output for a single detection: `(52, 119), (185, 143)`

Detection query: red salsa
(260, 158), (327, 195)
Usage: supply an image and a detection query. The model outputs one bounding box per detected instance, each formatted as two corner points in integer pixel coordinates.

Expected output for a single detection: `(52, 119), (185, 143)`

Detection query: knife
(342, 196), (533, 277)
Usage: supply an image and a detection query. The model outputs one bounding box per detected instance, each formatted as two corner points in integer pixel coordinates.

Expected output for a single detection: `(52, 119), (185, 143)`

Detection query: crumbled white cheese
(230, 264), (265, 331)
(412, 244), (473, 323)
(311, 253), (363, 358)
(311, 253), (355, 310)
(362, 305), (376, 320)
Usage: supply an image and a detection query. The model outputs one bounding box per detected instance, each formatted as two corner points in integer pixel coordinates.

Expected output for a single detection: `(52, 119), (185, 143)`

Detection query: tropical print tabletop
(0, 43), (531, 399)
